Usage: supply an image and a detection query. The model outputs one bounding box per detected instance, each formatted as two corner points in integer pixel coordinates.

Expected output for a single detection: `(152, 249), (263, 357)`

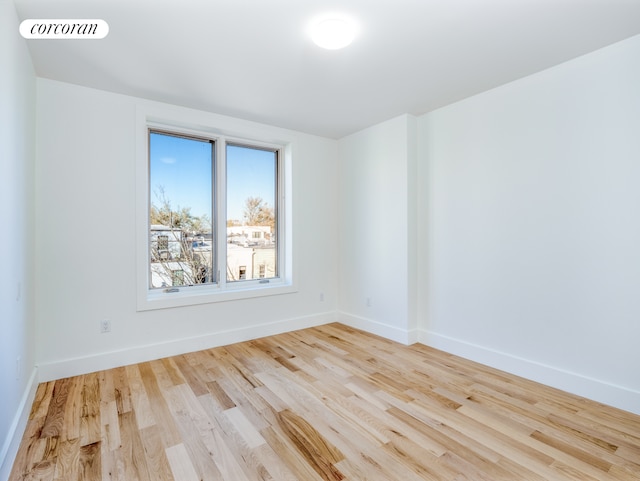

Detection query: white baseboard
(38, 312), (337, 382)
(419, 329), (640, 416)
(338, 312), (418, 345)
(0, 367), (38, 481)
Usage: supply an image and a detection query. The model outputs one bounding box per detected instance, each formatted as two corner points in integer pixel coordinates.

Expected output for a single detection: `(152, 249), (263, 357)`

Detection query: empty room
(2, 0), (640, 479)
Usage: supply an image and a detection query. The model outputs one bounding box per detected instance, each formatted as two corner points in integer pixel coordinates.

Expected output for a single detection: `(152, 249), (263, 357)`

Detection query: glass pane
(226, 144), (277, 282)
(149, 131), (214, 289)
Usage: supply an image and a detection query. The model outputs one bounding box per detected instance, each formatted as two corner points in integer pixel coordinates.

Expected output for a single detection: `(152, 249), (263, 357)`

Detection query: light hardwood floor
(9, 323), (640, 480)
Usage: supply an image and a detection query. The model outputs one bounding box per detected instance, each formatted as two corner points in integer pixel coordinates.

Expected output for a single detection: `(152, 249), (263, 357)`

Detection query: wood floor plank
(197, 394), (256, 481)
(102, 400), (121, 452)
(138, 425), (174, 481)
(162, 385), (224, 481)
(123, 364), (155, 431)
(160, 357), (187, 387)
(224, 406), (267, 449)
(29, 382), (55, 421)
(80, 372), (102, 446)
(112, 367), (132, 416)
(137, 362), (182, 449)
(78, 441), (102, 481)
(275, 408), (345, 481)
(40, 377), (73, 439)
(261, 425), (323, 481)
(52, 437), (80, 481)
(9, 395), (51, 479)
(117, 410), (151, 481)
(202, 400), (273, 480)
(165, 444), (199, 481)
(9, 323), (640, 481)
(171, 356), (208, 397)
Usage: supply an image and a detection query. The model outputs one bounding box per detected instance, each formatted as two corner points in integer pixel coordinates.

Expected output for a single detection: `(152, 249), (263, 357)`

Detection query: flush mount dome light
(310, 16), (357, 50)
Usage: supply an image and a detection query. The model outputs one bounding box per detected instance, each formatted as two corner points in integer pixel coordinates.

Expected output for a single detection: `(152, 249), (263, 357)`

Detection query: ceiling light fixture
(310, 15), (357, 50)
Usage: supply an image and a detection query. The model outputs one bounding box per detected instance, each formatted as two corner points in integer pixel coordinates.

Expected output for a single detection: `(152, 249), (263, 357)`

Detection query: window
(171, 269), (185, 286)
(149, 131), (214, 289)
(157, 235), (168, 251)
(226, 144), (277, 282)
(137, 109), (294, 310)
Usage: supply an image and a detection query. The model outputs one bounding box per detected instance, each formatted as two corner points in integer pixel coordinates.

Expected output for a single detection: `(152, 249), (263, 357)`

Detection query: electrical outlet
(100, 319), (111, 333)
(366, 297), (372, 307)
(319, 292), (324, 302)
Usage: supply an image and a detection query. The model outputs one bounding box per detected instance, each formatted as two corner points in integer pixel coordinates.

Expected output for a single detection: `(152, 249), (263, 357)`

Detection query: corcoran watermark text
(19, 19), (109, 39)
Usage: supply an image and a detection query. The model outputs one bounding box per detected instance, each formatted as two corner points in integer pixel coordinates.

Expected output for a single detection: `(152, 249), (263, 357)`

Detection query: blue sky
(150, 132), (276, 224)
(226, 144), (276, 222)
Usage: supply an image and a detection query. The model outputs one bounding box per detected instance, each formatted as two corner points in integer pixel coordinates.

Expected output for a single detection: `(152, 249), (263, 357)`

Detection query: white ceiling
(14, 0), (640, 138)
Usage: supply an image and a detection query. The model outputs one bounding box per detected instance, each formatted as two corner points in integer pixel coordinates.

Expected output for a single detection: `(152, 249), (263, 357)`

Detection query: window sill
(137, 281), (297, 311)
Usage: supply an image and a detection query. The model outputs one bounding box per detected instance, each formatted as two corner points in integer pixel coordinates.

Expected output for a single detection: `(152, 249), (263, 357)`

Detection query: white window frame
(136, 104), (295, 311)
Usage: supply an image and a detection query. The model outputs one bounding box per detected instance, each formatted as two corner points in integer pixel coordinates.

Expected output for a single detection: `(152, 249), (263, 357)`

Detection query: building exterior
(150, 224), (275, 287)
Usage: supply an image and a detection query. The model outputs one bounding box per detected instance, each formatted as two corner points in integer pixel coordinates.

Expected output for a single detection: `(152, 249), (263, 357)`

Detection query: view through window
(148, 131), (279, 291)
(149, 131), (214, 289)
(226, 144), (278, 282)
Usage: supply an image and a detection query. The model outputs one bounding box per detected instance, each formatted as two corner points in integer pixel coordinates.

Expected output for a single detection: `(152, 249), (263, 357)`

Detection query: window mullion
(216, 138), (228, 288)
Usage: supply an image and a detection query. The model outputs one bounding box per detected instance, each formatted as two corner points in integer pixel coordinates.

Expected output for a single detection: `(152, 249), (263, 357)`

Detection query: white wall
(337, 114), (418, 343)
(0, 2), (37, 478)
(418, 35), (640, 413)
(35, 79), (339, 380)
